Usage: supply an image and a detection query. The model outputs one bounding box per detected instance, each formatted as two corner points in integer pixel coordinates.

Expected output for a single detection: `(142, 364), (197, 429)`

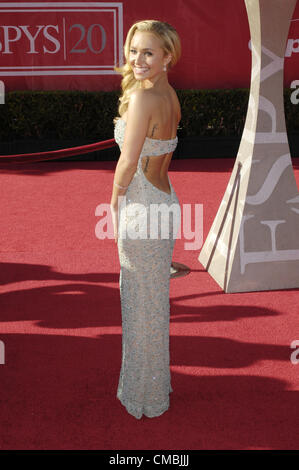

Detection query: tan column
(198, 0), (299, 293)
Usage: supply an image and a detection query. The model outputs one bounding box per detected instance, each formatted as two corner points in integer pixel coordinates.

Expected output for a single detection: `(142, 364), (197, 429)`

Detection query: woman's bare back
(122, 85), (181, 195)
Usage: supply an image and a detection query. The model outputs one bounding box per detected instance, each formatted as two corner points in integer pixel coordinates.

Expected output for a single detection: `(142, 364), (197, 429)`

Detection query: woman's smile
(134, 66), (149, 74)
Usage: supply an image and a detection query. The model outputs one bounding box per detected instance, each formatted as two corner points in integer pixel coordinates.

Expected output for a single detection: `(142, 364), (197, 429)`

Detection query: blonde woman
(111, 20), (181, 419)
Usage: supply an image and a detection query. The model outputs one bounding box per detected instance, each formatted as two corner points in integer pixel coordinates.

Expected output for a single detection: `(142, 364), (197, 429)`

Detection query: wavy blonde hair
(113, 20), (181, 124)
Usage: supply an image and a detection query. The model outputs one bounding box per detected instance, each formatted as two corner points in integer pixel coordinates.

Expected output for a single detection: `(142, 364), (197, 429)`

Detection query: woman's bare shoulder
(129, 88), (156, 115)
(129, 88), (155, 104)
(129, 86), (180, 121)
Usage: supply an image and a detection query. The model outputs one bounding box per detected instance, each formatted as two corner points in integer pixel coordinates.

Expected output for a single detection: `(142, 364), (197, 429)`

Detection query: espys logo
(0, 2), (123, 76)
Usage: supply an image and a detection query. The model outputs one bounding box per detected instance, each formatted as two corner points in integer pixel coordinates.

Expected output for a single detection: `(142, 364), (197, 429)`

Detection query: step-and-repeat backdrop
(0, 0), (298, 91)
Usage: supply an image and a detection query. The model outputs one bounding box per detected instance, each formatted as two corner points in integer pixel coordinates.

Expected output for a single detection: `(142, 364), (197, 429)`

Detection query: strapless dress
(114, 118), (181, 419)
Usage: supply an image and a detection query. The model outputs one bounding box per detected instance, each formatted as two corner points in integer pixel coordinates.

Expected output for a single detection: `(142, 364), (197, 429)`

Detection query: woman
(110, 20), (181, 419)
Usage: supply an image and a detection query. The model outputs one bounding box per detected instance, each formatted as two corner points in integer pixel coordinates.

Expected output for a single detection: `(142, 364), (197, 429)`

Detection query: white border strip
(0, 70), (119, 75)
(0, 2), (121, 6)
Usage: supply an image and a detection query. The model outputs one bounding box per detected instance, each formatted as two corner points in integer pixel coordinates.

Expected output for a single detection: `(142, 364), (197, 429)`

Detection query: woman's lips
(134, 67), (149, 74)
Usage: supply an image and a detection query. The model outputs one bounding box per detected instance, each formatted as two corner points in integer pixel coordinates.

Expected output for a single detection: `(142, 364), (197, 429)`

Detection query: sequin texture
(114, 118), (181, 419)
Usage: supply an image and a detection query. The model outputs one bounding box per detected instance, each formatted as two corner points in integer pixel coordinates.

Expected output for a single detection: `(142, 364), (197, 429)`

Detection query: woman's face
(129, 31), (170, 82)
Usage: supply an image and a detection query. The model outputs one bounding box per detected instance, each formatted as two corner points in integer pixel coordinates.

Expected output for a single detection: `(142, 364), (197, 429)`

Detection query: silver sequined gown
(114, 118), (181, 419)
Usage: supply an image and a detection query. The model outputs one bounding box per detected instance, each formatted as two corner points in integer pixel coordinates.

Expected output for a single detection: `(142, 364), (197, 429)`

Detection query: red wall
(0, 0), (298, 92)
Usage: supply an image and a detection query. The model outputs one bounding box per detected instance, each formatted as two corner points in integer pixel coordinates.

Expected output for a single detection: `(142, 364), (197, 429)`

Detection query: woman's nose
(135, 53), (143, 65)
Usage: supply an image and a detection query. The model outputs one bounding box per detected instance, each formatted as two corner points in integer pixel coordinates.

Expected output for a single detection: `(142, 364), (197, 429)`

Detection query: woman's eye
(129, 50), (152, 56)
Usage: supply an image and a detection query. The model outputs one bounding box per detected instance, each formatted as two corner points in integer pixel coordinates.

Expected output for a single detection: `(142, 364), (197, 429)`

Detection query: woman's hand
(110, 204), (119, 244)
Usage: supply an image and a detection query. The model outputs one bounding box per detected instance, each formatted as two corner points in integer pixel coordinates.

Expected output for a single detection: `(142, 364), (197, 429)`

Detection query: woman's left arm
(110, 89), (153, 208)
(110, 89), (153, 210)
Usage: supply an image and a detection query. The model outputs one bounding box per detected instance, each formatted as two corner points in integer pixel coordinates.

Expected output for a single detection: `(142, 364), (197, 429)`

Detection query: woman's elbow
(119, 155), (138, 172)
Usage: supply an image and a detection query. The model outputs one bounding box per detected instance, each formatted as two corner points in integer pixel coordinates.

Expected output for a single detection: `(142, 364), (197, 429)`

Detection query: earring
(163, 64), (167, 72)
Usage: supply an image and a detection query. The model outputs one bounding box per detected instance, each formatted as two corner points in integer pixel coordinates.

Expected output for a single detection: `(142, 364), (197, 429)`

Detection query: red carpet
(0, 158), (299, 450)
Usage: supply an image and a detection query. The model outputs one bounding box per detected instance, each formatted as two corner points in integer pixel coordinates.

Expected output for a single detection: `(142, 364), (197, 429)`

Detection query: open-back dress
(114, 117), (181, 419)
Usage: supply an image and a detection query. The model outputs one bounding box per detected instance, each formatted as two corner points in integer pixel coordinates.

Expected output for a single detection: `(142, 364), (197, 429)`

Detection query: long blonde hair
(113, 20), (181, 124)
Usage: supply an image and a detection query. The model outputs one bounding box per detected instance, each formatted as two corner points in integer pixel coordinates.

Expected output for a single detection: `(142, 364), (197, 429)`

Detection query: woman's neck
(142, 72), (169, 90)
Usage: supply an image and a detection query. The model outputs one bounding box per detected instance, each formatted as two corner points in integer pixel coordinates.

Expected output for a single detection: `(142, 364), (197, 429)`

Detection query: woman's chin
(134, 73), (146, 80)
